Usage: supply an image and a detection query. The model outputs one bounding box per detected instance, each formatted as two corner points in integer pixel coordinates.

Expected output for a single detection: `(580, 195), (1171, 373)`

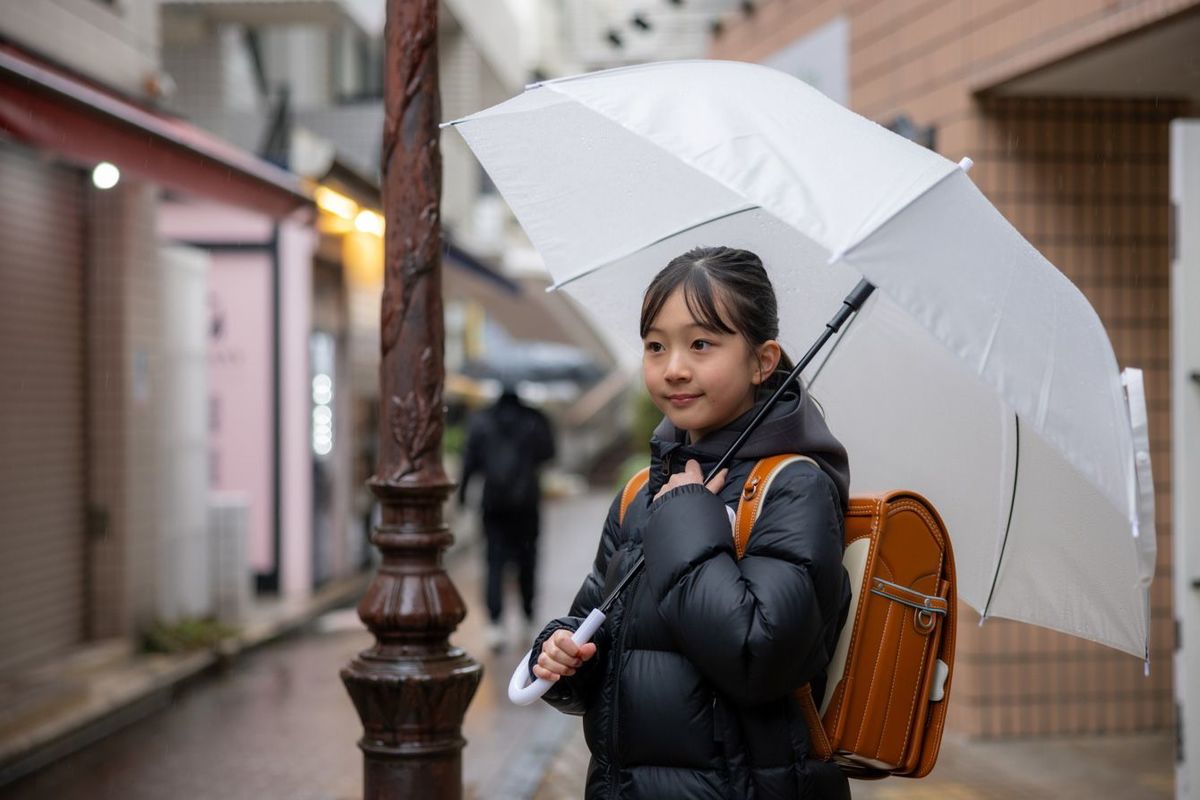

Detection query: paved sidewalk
(0, 485), (1176, 800)
(533, 700), (1174, 799)
(0, 491), (609, 799)
(0, 571), (373, 787)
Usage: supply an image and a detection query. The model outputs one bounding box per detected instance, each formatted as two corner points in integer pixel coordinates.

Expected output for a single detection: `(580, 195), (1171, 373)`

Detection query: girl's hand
(533, 629), (598, 682)
(653, 459), (728, 503)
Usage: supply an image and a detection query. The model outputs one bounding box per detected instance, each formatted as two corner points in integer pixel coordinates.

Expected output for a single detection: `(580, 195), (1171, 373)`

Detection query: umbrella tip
(958, 156), (974, 173)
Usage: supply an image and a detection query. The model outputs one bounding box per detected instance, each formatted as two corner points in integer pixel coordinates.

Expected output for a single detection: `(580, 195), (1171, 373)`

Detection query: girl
(530, 246), (852, 799)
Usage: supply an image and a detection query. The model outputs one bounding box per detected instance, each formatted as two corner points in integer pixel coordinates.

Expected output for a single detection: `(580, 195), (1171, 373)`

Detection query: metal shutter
(0, 143), (86, 674)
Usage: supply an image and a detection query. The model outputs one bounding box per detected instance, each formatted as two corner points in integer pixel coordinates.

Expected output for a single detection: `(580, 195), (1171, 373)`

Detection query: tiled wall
(951, 96), (1180, 736)
(712, 0), (1198, 736)
(87, 182), (166, 638)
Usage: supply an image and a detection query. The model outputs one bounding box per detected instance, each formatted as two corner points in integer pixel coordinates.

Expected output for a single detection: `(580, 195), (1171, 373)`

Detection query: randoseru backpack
(619, 454), (957, 779)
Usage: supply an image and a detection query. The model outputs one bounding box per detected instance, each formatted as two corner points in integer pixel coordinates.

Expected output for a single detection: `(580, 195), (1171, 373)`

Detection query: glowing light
(354, 209), (385, 237)
(312, 380), (334, 457)
(315, 186), (357, 220)
(312, 374), (333, 405)
(92, 162), (120, 190)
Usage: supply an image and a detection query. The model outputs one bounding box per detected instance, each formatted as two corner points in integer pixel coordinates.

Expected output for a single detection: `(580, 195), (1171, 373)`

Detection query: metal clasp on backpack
(870, 577), (947, 634)
(742, 476), (761, 501)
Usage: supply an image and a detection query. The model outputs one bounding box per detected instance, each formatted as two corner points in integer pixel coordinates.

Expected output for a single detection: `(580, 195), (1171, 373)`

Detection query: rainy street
(0, 493), (610, 800)
(1, 1), (1197, 797)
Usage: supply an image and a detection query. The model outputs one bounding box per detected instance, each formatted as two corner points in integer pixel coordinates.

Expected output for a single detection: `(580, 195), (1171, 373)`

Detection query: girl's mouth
(667, 394), (700, 407)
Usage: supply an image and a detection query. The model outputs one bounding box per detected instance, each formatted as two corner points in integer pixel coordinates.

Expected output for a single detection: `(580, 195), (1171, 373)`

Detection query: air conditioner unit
(209, 493), (251, 626)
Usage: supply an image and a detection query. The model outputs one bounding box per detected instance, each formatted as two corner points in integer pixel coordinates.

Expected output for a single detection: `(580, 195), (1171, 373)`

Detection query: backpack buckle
(742, 477), (761, 501)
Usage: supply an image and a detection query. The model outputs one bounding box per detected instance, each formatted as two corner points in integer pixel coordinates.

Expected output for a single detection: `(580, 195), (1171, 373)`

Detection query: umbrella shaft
(597, 279), (876, 614)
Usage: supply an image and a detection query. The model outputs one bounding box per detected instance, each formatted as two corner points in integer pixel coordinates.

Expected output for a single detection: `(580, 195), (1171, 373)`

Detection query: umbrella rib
(982, 411), (1020, 623)
(547, 205), (759, 292)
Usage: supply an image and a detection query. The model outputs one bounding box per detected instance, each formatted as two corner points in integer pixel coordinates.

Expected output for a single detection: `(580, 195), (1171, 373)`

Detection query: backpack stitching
(897, 610), (934, 764)
(877, 614), (906, 757)
(852, 598), (894, 754)
(829, 496), (882, 725)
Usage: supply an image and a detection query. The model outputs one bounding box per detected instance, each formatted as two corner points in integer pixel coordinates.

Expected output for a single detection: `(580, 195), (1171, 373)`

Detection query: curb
(0, 571), (372, 787)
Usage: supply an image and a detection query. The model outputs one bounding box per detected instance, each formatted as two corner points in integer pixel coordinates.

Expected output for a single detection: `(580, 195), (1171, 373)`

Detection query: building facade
(712, 0), (1200, 743)
(0, 0), (313, 676)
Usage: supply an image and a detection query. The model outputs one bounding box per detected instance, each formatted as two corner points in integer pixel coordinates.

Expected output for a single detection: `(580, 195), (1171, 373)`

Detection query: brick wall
(949, 97), (1181, 736)
(712, 0), (1198, 736)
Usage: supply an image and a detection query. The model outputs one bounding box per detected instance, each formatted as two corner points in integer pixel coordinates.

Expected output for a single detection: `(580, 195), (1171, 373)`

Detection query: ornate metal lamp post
(341, 1), (482, 797)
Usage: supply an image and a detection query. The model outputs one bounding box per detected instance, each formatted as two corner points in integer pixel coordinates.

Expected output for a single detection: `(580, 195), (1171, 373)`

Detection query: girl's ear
(752, 340), (782, 385)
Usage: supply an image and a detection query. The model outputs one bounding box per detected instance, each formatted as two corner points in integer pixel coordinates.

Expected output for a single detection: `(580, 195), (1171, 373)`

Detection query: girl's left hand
(653, 459), (728, 502)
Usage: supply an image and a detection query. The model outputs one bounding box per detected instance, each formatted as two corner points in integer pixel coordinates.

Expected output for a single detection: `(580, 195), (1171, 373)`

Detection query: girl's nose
(663, 352), (690, 381)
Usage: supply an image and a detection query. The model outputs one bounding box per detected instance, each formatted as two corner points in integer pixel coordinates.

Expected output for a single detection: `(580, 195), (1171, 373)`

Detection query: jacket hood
(649, 376), (850, 509)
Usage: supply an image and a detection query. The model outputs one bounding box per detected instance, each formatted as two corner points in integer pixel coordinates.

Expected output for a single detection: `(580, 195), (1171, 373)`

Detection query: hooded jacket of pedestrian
(531, 378), (852, 799)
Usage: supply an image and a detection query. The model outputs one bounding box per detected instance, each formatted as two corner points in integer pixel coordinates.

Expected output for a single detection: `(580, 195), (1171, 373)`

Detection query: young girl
(529, 247), (852, 799)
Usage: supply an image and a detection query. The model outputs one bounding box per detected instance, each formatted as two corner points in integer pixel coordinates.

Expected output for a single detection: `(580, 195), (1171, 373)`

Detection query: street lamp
(92, 161), (120, 189)
(340, 2), (482, 797)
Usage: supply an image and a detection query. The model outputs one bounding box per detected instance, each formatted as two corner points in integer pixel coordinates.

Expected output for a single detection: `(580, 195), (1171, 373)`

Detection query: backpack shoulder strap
(733, 453), (833, 762)
(733, 454), (818, 559)
(618, 466), (651, 526)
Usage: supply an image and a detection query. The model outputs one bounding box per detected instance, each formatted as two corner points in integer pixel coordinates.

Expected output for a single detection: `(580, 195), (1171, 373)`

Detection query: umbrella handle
(507, 608), (607, 705)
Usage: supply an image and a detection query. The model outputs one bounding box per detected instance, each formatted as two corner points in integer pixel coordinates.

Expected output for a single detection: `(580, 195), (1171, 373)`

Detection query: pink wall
(159, 201), (275, 243)
(159, 200), (317, 595)
(207, 252), (275, 572)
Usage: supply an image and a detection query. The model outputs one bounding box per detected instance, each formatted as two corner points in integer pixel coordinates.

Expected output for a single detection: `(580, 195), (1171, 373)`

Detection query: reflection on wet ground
(0, 493), (611, 800)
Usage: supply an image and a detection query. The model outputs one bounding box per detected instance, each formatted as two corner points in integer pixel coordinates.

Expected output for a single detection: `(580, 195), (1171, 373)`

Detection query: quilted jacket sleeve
(529, 492), (623, 715)
(641, 463), (847, 706)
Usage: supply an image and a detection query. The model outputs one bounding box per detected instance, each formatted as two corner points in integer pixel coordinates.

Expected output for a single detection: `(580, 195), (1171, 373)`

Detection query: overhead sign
(761, 15), (849, 107)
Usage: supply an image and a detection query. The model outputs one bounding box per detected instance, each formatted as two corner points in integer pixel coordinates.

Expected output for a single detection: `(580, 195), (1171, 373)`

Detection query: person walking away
(530, 247), (851, 799)
(460, 386), (556, 652)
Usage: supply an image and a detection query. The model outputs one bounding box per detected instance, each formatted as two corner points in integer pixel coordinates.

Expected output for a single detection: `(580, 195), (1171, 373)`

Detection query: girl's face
(641, 288), (780, 443)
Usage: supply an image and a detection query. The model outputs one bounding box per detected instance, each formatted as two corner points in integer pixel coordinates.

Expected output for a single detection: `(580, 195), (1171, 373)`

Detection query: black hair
(640, 246), (797, 388)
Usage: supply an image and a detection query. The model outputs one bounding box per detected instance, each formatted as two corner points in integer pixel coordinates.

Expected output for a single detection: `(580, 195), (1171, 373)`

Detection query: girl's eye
(644, 341), (664, 353)
(692, 339), (712, 351)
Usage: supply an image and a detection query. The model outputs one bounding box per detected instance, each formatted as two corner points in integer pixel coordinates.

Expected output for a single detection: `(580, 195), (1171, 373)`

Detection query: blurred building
(159, 0), (630, 481)
(0, 0), (313, 678)
(711, 0), (1199, 750)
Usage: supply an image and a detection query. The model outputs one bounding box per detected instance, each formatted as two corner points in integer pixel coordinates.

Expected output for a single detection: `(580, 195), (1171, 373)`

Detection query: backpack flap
(821, 492), (956, 778)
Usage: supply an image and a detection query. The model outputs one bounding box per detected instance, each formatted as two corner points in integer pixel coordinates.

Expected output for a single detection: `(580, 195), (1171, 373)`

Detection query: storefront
(0, 42), (310, 668)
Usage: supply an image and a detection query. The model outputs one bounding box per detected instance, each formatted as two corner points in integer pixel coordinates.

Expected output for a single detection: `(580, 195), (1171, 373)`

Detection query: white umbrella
(445, 60), (1155, 671)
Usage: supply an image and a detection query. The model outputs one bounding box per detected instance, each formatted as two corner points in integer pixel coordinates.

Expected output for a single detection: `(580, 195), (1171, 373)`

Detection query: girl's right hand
(532, 628), (598, 682)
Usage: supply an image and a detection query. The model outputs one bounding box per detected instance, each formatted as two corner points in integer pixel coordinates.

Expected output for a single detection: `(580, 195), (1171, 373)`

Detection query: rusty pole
(340, 1), (482, 797)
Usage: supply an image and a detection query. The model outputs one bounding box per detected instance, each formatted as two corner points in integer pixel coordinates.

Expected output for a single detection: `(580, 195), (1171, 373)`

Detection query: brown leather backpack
(619, 455), (956, 779)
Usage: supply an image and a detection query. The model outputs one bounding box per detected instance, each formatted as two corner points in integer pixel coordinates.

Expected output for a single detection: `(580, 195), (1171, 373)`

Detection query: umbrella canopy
(446, 59), (1155, 659)
(461, 319), (607, 386)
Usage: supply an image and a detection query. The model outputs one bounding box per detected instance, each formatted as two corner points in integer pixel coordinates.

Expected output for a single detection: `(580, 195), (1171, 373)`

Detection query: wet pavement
(0, 487), (1176, 799)
(532, 720), (1173, 800)
(0, 492), (611, 800)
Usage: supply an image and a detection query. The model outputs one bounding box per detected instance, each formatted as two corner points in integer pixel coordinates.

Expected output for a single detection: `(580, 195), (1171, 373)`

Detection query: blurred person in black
(459, 385), (556, 651)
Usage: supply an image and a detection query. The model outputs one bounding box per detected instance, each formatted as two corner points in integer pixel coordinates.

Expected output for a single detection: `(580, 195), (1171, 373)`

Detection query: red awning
(0, 44), (310, 218)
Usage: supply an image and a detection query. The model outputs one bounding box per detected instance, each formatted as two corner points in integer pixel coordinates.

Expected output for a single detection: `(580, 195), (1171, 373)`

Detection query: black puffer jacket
(532, 384), (853, 799)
